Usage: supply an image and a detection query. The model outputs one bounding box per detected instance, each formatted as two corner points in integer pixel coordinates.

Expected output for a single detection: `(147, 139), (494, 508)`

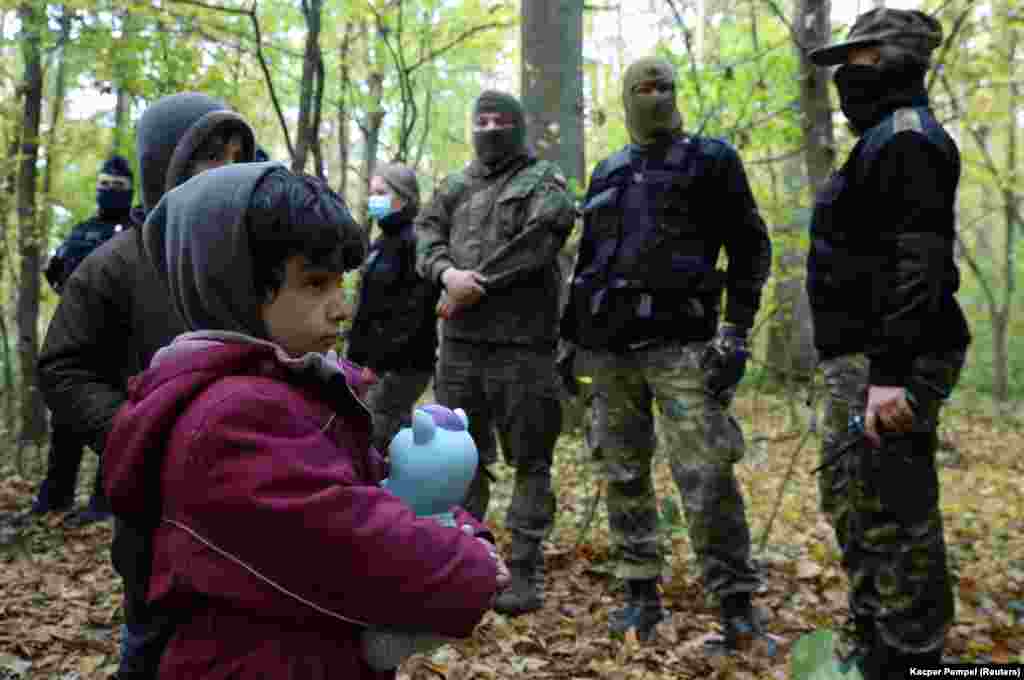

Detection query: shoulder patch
(892, 108), (924, 134)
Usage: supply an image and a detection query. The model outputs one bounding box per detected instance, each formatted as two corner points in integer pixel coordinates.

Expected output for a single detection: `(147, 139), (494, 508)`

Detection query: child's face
(260, 255), (349, 357)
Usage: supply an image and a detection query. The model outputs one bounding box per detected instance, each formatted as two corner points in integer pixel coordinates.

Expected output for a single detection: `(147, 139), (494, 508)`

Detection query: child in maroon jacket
(103, 162), (506, 680)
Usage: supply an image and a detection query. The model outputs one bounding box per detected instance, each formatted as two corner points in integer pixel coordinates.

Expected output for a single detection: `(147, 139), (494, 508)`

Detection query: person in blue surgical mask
(347, 164), (441, 453)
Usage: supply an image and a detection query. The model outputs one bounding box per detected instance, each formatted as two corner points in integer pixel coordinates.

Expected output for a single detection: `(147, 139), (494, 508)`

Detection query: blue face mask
(367, 194), (395, 221)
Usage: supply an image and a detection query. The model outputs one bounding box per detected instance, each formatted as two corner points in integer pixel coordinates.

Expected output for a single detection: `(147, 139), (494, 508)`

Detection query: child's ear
(454, 408), (469, 429)
(412, 408), (435, 445)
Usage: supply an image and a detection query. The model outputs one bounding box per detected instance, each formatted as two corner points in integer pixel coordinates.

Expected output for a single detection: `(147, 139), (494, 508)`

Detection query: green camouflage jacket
(416, 155), (575, 346)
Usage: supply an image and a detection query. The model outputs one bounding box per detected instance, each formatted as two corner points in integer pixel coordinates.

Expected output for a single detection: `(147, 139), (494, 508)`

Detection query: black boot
(493, 536), (543, 616)
(706, 592), (765, 655)
(608, 578), (666, 642)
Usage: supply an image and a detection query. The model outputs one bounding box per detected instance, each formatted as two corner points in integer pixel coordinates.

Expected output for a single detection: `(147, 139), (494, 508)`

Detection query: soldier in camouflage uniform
(807, 10), (971, 678)
(415, 90), (575, 616)
(560, 57), (772, 648)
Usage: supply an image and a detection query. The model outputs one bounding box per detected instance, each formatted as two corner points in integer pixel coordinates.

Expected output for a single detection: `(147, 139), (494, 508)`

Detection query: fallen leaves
(2, 393), (1023, 679)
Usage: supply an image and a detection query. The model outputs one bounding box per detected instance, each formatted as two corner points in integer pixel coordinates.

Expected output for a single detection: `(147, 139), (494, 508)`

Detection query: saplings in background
(362, 404), (480, 671)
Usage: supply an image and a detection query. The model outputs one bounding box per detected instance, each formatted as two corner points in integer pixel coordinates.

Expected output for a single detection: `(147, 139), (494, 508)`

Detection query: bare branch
(926, 0), (978, 94)
(954, 230), (999, 312)
(247, 0), (295, 160)
(165, 0), (252, 16)
(664, 0), (705, 115)
(407, 21), (512, 73)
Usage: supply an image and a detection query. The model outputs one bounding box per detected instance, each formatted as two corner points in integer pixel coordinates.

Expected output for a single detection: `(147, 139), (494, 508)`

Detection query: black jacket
(562, 134), (771, 350)
(806, 100), (971, 385)
(45, 212), (131, 292)
(347, 221), (439, 372)
(38, 94), (254, 454)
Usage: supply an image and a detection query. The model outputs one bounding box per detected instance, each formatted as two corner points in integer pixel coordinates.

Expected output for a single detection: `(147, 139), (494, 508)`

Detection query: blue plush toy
(381, 404), (478, 524)
(362, 404), (480, 671)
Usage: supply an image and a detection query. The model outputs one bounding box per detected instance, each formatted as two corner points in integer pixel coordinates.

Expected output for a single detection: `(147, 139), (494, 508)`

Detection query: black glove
(702, 325), (750, 397)
(555, 341), (579, 396)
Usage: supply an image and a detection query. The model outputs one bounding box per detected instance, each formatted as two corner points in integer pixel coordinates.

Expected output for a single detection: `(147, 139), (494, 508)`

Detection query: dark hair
(187, 120), (255, 175)
(247, 168), (367, 298)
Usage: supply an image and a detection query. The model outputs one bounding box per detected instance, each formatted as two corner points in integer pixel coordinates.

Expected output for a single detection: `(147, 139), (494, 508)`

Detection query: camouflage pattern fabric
(415, 156), (575, 346)
(436, 338), (560, 550)
(363, 369), (433, 454)
(578, 341), (761, 596)
(819, 350), (964, 654)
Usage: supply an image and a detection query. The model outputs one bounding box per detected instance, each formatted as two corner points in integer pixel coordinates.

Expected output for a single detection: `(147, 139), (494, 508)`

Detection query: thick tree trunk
(765, 0), (832, 387)
(16, 2), (47, 445)
(293, 0), (323, 174)
(521, 0), (585, 188)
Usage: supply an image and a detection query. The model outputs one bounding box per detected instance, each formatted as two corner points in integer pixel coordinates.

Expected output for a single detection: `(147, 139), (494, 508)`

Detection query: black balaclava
(472, 91), (527, 168)
(96, 154), (134, 220)
(833, 60), (928, 134)
(623, 57), (684, 146)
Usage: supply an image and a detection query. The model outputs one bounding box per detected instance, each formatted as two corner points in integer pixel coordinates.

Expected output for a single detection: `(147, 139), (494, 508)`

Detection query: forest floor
(0, 391), (1022, 679)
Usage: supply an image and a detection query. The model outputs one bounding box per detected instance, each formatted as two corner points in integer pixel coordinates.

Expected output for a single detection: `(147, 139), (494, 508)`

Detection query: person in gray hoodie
(37, 92), (255, 680)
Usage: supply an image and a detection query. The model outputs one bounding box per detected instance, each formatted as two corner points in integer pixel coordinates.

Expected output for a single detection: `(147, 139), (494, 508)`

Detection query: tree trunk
(111, 9), (132, 157)
(521, 0), (585, 188)
(16, 1), (47, 445)
(336, 22), (353, 199)
(293, 0), (323, 174)
(1, 136), (18, 436)
(995, 10), (1018, 403)
(765, 0), (832, 386)
(44, 8), (71, 222)
(361, 20), (385, 229)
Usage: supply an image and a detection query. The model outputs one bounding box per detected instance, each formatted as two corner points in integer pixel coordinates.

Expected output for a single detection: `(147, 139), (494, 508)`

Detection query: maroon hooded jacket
(104, 334), (498, 679)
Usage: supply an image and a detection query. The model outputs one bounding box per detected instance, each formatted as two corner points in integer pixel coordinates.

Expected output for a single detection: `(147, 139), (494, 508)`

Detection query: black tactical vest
(568, 137), (726, 350)
(807, 106), (960, 357)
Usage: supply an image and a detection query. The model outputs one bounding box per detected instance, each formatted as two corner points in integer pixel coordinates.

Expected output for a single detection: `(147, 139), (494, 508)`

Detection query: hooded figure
(622, 57), (684, 146)
(38, 92), (255, 679)
(103, 164), (498, 679)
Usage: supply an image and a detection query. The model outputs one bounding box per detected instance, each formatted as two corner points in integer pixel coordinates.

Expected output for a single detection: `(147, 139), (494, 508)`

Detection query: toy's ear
(454, 408), (469, 428)
(412, 408), (435, 445)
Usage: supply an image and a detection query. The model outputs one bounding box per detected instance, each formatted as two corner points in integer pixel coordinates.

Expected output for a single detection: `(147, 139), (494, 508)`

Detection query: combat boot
(608, 578), (666, 642)
(705, 591), (766, 655)
(493, 536), (543, 616)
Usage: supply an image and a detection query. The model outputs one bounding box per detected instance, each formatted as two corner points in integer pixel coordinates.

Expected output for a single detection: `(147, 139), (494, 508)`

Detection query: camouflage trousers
(435, 338), (560, 557)
(363, 369), (433, 454)
(579, 341), (761, 596)
(819, 350), (964, 654)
